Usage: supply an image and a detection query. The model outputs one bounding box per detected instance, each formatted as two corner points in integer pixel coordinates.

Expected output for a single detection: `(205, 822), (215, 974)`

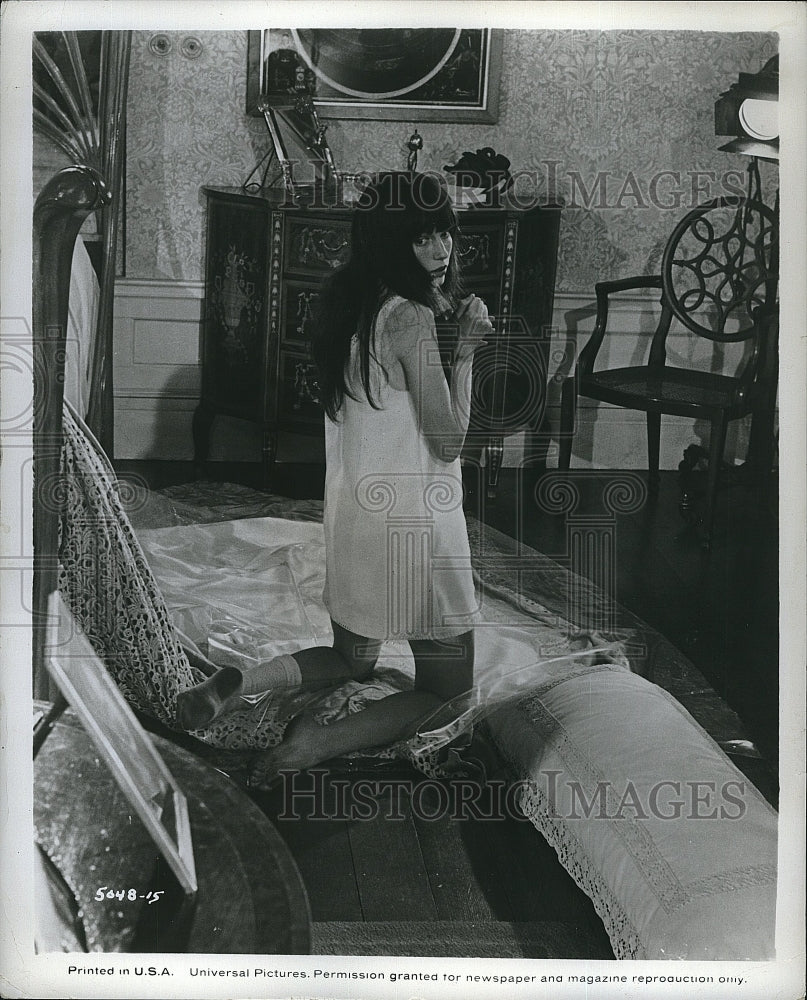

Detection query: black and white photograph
(1, 2), (805, 999)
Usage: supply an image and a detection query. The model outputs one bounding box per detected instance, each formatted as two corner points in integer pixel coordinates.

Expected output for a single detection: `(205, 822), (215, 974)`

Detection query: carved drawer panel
(284, 216), (352, 276)
(455, 225), (503, 278)
(277, 349), (322, 429)
(282, 282), (321, 348)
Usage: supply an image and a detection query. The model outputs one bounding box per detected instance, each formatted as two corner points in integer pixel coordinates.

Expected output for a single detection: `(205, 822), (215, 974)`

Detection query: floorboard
(409, 783), (506, 922)
(346, 780), (438, 922)
(253, 777), (363, 922)
(465, 466), (778, 765)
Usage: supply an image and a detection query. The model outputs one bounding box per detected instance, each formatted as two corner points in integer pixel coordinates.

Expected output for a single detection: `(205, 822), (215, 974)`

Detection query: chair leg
(558, 377), (575, 470)
(702, 413), (728, 547)
(748, 396), (778, 514)
(646, 411), (661, 494)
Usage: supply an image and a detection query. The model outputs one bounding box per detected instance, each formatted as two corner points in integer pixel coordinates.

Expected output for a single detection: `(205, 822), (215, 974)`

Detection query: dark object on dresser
(444, 146), (513, 199)
(195, 187), (561, 498)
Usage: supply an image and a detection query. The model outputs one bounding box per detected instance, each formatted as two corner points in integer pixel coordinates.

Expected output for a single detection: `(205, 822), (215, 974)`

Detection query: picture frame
(43, 592), (198, 897)
(246, 28), (502, 123)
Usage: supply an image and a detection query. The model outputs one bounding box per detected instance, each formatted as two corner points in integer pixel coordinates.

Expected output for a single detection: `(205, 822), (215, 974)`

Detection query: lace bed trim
(512, 760), (641, 960)
(514, 689), (776, 915)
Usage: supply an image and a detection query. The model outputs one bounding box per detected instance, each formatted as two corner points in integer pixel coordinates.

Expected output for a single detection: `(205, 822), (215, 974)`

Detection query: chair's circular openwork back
(662, 197), (778, 342)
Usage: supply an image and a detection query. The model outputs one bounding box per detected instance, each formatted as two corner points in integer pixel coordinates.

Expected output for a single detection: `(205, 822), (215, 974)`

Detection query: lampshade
(715, 55), (778, 161)
(738, 98), (778, 141)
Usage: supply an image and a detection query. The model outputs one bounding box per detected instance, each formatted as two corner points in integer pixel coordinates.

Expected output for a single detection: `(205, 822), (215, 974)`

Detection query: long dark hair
(311, 171), (463, 420)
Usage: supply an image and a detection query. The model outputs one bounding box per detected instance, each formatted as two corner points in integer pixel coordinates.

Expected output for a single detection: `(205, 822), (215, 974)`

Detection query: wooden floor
(116, 456), (779, 945)
(245, 758), (610, 951)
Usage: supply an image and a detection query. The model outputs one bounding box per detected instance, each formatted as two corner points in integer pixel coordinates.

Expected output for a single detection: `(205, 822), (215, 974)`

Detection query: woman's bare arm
(392, 298), (490, 462)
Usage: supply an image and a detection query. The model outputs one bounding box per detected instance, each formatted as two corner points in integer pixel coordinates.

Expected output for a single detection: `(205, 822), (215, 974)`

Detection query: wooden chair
(558, 197), (778, 544)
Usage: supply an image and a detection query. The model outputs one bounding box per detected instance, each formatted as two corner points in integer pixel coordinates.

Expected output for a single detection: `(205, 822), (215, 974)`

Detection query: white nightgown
(323, 294), (479, 640)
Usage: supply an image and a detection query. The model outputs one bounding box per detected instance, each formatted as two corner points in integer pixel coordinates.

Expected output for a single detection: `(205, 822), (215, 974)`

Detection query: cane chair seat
(589, 367), (749, 414)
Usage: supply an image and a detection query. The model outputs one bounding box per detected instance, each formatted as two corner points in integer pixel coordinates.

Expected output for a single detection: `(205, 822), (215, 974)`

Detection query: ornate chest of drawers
(195, 186), (560, 494)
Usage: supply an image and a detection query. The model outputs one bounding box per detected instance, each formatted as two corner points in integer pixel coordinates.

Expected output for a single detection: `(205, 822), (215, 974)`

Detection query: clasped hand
(453, 294), (493, 360)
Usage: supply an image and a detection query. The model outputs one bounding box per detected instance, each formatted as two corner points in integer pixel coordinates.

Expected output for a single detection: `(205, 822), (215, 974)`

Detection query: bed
(125, 481), (778, 960)
(31, 40), (777, 962)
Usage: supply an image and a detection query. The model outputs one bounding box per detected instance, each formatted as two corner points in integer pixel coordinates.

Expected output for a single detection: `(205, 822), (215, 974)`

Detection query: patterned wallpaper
(126, 29), (777, 290)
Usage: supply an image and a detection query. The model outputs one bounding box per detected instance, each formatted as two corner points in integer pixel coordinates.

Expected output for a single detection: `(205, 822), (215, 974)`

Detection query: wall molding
(554, 288), (659, 306)
(115, 277), (204, 298)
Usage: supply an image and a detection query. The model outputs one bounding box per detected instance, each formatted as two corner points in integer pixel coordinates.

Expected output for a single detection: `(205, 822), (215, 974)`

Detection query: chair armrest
(577, 276), (663, 376)
(594, 275), (662, 297)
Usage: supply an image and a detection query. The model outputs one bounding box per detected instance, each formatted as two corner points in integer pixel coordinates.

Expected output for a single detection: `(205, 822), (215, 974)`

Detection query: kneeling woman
(178, 172), (491, 771)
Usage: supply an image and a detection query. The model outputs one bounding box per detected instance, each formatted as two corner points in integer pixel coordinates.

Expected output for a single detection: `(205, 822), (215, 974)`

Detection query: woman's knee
(411, 631), (474, 702)
(332, 621), (381, 682)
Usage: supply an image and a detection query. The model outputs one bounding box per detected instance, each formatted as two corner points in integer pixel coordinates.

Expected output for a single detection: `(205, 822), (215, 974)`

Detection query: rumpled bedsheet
(136, 515), (629, 765)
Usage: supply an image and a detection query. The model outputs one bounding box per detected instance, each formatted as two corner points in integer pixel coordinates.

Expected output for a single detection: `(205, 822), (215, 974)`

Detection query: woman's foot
(176, 667), (243, 730)
(248, 713), (330, 789)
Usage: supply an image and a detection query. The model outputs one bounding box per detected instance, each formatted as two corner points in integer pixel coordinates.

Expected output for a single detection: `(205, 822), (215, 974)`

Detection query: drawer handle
(458, 234), (491, 270)
(296, 291), (319, 339)
(298, 227), (349, 268)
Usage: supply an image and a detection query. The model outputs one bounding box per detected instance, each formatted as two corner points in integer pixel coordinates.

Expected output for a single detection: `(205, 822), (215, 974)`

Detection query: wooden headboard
(33, 29), (131, 455)
(31, 30), (131, 697)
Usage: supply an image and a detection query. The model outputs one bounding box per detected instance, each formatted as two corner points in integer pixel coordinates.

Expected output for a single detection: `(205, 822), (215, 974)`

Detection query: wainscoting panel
(114, 279), (203, 460)
(113, 281), (754, 469)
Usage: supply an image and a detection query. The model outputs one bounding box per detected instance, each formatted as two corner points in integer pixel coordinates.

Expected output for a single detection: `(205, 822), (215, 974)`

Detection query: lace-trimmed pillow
(486, 667), (777, 960)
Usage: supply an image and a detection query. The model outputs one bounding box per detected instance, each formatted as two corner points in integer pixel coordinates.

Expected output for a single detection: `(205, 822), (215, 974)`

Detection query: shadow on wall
(141, 368), (325, 467)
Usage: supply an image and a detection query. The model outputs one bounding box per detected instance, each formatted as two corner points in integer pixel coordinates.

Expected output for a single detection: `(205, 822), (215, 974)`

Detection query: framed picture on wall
(246, 28), (503, 123)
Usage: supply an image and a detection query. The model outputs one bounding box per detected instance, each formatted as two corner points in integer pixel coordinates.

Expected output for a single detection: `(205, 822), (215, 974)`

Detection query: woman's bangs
(410, 198), (457, 240)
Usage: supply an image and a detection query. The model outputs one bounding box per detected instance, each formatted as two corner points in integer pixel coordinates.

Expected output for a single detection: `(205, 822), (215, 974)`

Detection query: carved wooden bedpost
(32, 166), (109, 698)
(32, 28), (130, 695)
